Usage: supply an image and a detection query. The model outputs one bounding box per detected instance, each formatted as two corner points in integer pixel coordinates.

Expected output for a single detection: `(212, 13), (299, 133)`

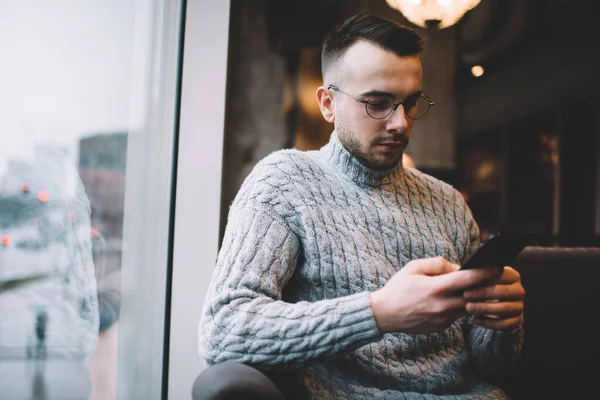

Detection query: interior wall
(457, 32), (600, 244)
(457, 38), (600, 136)
(292, 46), (332, 151)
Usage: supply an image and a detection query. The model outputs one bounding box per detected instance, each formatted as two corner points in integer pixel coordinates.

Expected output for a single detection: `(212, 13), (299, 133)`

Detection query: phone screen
(460, 233), (528, 270)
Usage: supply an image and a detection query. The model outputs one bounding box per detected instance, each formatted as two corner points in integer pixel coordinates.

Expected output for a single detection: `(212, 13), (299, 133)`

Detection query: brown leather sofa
(503, 246), (600, 399)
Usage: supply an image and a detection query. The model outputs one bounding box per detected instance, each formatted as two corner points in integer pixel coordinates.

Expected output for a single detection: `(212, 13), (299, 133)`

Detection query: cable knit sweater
(199, 131), (523, 399)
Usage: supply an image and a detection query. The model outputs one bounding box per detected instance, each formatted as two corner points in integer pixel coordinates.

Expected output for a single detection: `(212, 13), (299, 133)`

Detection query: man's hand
(369, 257), (503, 334)
(462, 266), (525, 331)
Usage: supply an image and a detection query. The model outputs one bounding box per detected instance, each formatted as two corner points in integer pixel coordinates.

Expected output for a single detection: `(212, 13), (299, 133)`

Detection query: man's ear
(316, 86), (335, 123)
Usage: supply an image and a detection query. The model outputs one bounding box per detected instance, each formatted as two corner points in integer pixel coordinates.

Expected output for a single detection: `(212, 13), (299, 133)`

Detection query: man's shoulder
(232, 148), (324, 214)
(250, 148), (322, 181)
(259, 148), (318, 165)
(406, 167), (461, 199)
(234, 149), (319, 197)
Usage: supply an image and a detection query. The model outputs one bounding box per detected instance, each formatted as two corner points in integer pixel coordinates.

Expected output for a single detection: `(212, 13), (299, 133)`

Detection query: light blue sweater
(199, 131), (523, 399)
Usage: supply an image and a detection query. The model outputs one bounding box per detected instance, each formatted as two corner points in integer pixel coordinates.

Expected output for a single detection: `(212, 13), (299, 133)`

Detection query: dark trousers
(192, 363), (287, 400)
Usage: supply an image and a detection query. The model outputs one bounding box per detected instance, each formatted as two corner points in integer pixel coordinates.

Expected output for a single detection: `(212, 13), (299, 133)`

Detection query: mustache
(372, 134), (409, 146)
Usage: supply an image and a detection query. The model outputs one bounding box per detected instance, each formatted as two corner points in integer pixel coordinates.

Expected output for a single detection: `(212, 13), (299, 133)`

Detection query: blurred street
(0, 358), (90, 400)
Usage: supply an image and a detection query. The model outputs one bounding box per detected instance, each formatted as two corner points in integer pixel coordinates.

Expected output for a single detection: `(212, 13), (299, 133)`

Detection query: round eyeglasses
(328, 85), (434, 120)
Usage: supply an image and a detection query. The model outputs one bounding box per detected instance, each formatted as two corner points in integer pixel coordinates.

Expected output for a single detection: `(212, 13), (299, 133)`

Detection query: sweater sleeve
(460, 195), (524, 383)
(198, 203), (381, 369)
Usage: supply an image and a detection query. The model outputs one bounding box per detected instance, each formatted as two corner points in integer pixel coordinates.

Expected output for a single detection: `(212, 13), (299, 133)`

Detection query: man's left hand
(463, 266), (525, 331)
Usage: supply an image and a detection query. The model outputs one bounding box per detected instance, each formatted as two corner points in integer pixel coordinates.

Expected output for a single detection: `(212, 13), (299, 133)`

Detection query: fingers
(404, 257), (459, 276)
(435, 267), (501, 292)
(464, 281), (526, 302)
(443, 296), (469, 312)
(472, 314), (522, 331)
(433, 298), (470, 325)
(465, 300), (523, 318)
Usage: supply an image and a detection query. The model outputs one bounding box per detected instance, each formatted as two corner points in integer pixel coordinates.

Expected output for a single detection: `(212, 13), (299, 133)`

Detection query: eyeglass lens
(366, 95), (430, 119)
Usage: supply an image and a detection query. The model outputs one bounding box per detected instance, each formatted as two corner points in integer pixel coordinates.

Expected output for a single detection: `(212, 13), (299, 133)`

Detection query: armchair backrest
(506, 246), (600, 399)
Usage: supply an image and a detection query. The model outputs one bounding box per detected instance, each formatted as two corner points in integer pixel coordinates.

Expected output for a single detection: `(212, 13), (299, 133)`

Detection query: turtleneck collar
(321, 131), (406, 187)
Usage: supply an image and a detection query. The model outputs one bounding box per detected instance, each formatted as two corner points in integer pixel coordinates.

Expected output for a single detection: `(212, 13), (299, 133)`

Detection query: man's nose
(386, 105), (409, 133)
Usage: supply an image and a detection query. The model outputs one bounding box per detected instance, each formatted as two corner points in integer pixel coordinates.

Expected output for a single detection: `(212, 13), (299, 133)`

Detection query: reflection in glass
(0, 1), (134, 399)
(0, 144), (99, 399)
(1, 0), (182, 397)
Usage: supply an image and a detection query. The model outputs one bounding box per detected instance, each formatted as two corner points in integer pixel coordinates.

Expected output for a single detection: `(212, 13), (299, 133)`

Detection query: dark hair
(321, 12), (425, 81)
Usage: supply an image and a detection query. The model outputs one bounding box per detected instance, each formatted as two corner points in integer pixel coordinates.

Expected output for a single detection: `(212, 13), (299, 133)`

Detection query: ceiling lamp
(386, 0), (482, 29)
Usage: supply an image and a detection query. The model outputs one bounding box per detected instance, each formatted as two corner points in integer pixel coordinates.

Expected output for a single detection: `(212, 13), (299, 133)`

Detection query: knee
(192, 362), (285, 400)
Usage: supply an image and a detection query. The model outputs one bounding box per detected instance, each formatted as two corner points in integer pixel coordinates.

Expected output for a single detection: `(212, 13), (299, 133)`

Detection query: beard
(337, 125), (408, 171)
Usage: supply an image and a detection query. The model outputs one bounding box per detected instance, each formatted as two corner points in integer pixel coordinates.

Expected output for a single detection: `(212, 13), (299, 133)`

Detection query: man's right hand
(369, 257), (500, 334)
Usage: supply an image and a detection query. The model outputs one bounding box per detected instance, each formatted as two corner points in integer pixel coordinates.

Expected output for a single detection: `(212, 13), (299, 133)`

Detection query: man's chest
(294, 198), (466, 292)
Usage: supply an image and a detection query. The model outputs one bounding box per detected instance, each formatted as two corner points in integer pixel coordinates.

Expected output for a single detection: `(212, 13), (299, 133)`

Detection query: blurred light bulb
(471, 65), (484, 77)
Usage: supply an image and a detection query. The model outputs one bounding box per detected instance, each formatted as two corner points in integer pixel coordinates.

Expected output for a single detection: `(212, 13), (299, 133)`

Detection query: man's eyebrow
(359, 89), (394, 98)
(358, 89), (423, 99)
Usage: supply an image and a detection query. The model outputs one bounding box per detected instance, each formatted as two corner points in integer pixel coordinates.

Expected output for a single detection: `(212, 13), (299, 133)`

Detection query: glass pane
(0, 1), (182, 399)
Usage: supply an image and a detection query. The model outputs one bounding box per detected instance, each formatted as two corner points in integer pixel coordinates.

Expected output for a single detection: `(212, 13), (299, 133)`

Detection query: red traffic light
(38, 190), (49, 203)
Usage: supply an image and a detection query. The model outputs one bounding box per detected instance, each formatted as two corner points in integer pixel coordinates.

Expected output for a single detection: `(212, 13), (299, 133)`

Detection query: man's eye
(367, 97), (391, 110)
(404, 97), (419, 109)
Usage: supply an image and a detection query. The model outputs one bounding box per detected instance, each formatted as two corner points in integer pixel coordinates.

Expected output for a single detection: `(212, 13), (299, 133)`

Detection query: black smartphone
(460, 233), (528, 270)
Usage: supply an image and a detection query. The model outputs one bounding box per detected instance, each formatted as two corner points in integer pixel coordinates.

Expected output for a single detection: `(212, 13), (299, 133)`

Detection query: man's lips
(373, 136), (409, 148)
(377, 142), (405, 146)
(375, 141), (407, 149)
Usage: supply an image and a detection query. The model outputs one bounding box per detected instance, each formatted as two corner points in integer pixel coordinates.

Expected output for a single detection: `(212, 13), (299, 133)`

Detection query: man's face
(329, 41), (423, 170)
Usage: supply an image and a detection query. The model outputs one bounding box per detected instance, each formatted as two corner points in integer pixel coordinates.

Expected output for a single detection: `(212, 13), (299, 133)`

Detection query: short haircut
(321, 12), (425, 82)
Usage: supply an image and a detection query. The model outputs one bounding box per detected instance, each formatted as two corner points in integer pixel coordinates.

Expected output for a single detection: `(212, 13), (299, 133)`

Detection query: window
(0, 1), (183, 399)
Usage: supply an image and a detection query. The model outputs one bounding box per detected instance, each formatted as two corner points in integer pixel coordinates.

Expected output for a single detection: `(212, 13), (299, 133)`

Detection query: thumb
(405, 257), (460, 276)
